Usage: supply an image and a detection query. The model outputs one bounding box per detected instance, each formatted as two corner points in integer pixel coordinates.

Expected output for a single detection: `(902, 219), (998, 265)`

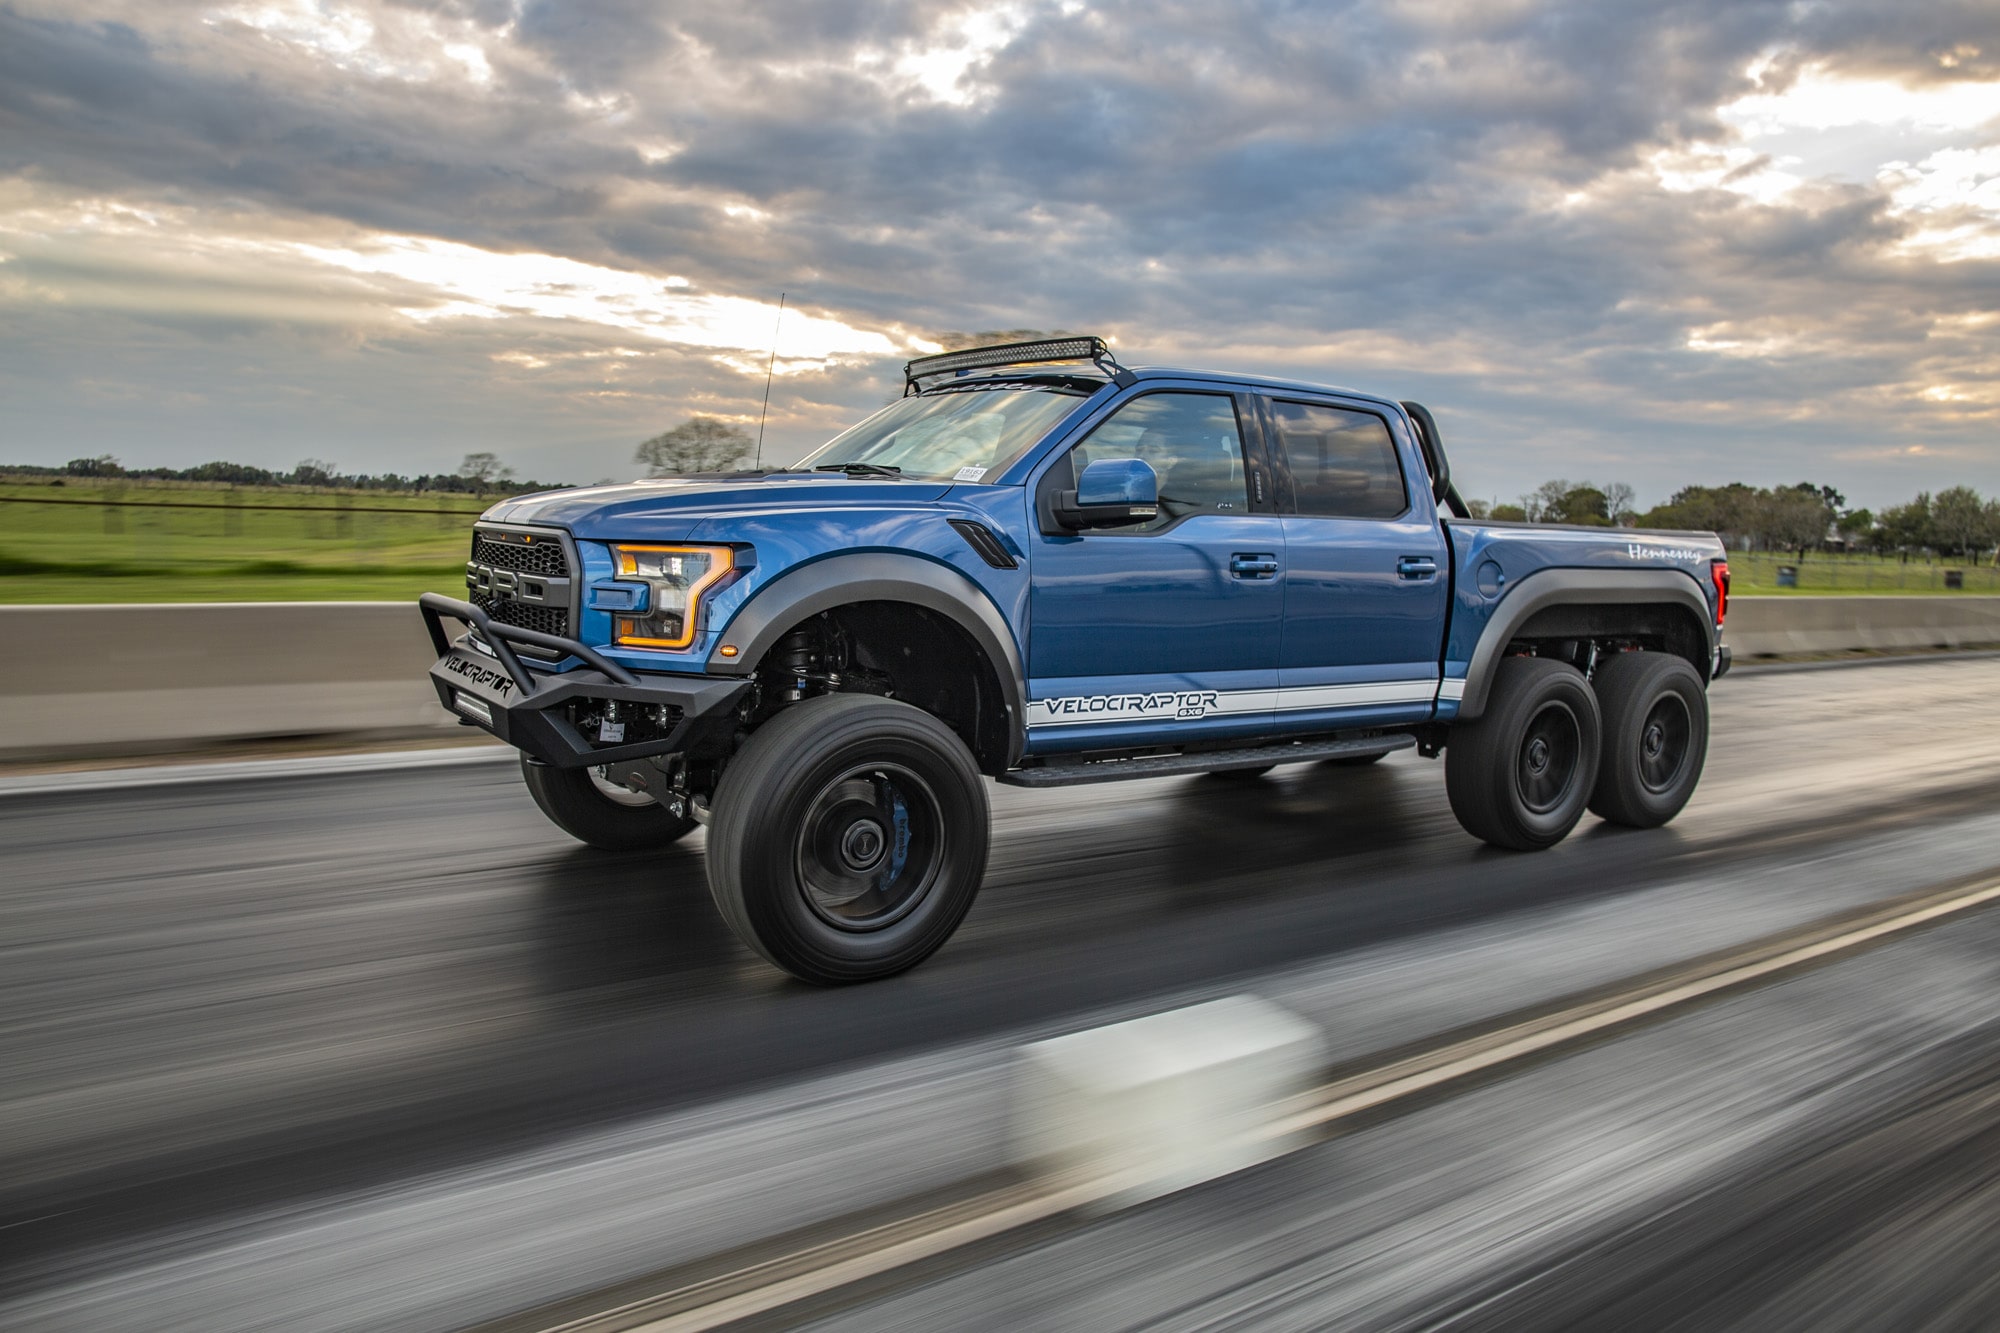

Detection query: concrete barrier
(0, 602), (452, 759)
(1723, 595), (2000, 659)
(3, 596), (1997, 759)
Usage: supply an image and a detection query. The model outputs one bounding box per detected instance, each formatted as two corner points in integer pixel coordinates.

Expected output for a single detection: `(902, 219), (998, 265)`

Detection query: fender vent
(947, 519), (1019, 570)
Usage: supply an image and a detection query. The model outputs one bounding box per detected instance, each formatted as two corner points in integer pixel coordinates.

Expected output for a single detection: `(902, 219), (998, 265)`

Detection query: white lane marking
(1274, 874), (2000, 1138)
(0, 745), (515, 798)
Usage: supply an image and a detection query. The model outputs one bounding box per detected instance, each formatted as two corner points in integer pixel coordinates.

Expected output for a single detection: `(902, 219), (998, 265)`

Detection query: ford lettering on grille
(466, 562), (570, 606)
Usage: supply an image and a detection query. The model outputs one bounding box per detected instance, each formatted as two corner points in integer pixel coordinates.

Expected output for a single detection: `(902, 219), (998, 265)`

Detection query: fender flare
(705, 552), (1027, 768)
(1458, 568), (1717, 721)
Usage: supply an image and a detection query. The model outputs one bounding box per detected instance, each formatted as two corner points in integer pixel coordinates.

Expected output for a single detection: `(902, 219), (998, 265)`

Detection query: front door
(1026, 389), (1284, 753)
(1261, 395), (1449, 730)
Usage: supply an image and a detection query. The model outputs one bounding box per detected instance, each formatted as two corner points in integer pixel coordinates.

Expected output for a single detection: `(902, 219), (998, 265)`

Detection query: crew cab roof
(931, 364), (1405, 415)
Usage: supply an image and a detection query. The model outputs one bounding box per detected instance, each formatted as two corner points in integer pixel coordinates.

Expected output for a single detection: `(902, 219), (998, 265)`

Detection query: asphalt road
(5, 654), (2000, 1321)
(800, 900), (2000, 1332)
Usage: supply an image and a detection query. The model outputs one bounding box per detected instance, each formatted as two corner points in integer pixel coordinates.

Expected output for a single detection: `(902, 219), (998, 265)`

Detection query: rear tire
(1588, 651), (1708, 828)
(1445, 657), (1600, 851)
(520, 757), (697, 851)
(707, 694), (990, 985)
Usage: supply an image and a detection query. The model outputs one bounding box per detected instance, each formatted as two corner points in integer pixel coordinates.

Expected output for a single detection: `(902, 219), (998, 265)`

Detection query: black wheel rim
(1515, 700), (1582, 815)
(794, 762), (944, 931)
(1637, 693), (1692, 794)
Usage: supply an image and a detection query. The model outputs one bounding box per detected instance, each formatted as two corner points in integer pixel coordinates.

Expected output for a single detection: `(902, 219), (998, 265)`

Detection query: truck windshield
(793, 384), (1090, 482)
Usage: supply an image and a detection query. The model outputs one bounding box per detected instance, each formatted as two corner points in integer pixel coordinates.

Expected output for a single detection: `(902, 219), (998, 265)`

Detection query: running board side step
(999, 734), (1415, 788)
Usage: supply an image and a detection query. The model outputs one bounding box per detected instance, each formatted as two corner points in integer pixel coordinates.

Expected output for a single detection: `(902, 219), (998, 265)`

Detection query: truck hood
(482, 474), (956, 540)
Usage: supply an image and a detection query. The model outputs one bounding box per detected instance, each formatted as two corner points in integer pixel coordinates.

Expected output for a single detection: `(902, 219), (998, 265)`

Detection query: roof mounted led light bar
(903, 335), (1126, 393)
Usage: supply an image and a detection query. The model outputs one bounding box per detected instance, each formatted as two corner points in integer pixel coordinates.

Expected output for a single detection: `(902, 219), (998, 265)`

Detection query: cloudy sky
(3, 0), (1998, 507)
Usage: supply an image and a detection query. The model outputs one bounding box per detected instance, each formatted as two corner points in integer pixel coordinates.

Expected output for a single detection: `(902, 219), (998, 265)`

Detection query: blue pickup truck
(422, 337), (1731, 983)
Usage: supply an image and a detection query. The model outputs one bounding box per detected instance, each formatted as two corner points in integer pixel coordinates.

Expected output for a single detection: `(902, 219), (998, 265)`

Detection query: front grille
(472, 531), (568, 576)
(475, 595), (569, 639)
(469, 526), (573, 649)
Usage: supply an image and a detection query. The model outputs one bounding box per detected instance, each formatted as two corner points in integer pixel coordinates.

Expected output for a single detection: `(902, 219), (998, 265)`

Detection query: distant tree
(1463, 497), (1492, 519)
(1931, 486), (1994, 560)
(291, 458), (339, 487)
(1490, 503), (1528, 522)
(1522, 479), (1575, 523)
(1522, 479), (1611, 525)
(1879, 494), (1934, 557)
(64, 454), (123, 477)
(1603, 482), (1638, 526)
(1646, 483), (1761, 545)
(1758, 484), (1831, 556)
(185, 460), (278, 485)
(455, 452), (516, 493)
(1836, 507), (1876, 550)
(635, 417), (754, 475)
(1549, 485), (1611, 526)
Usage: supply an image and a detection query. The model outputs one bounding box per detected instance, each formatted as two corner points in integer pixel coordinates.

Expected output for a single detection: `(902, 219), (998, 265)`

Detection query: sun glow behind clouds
(1652, 59), (2000, 215)
(206, 0), (496, 84)
(288, 234), (910, 362)
(1722, 64), (2000, 137)
(0, 189), (910, 368)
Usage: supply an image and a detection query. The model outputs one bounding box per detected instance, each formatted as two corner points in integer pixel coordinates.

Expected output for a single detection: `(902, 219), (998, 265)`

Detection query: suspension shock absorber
(775, 625), (820, 702)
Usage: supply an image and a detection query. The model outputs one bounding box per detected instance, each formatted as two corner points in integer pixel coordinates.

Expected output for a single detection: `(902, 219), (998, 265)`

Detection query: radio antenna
(755, 292), (786, 468)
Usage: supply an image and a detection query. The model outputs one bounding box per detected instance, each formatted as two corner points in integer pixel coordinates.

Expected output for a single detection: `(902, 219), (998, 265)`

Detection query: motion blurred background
(6, 3), (2000, 1330)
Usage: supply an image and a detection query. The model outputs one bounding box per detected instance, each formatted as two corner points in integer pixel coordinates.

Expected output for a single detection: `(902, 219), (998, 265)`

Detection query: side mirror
(1054, 458), (1160, 530)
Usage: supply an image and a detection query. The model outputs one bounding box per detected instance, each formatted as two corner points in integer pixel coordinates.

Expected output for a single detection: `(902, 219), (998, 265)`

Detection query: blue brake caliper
(887, 786), (911, 884)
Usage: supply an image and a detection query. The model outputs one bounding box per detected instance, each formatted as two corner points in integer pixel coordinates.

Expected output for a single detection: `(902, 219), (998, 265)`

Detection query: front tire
(1588, 651), (1708, 828)
(1445, 657), (1600, 851)
(520, 758), (698, 851)
(706, 694), (990, 985)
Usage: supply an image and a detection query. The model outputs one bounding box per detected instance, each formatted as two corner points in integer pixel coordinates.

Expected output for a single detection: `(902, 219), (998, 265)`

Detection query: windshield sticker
(953, 465), (989, 483)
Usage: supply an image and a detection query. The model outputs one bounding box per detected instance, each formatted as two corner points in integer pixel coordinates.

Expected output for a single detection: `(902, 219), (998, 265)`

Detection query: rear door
(1258, 395), (1448, 730)
(1025, 388), (1284, 753)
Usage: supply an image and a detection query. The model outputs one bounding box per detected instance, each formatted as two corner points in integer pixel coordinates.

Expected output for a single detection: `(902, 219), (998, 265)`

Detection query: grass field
(3, 477), (1997, 603)
(1725, 551), (2000, 595)
(0, 478), (485, 603)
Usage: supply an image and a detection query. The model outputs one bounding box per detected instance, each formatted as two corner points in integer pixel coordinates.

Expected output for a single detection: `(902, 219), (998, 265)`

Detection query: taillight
(1710, 559), (1730, 627)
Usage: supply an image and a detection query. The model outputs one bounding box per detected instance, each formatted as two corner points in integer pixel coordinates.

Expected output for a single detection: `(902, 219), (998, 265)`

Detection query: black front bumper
(419, 593), (749, 768)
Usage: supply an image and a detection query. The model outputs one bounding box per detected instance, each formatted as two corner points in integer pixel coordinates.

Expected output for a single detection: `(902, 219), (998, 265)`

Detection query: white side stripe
(1028, 681), (1447, 729)
(1273, 680), (1436, 712)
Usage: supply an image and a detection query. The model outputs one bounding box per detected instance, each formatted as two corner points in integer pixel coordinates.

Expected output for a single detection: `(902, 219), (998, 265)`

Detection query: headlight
(609, 545), (735, 649)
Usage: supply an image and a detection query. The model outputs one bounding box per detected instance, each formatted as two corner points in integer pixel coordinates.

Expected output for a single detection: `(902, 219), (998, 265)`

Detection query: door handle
(1397, 556), (1439, 579)
(1230, 553), (1280, 579)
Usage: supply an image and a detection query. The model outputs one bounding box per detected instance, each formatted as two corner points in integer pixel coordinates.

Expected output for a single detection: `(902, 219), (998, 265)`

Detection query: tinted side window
(1070, 392), (1247, 530)
(1270, 400), (1408, 520)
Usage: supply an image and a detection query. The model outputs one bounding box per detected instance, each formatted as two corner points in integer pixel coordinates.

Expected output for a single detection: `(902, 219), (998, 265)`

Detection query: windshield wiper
(812, 462), (904, 478)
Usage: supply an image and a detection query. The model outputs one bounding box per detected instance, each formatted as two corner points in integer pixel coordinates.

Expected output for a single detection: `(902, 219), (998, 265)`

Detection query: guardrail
(2, 597), (1998, 760)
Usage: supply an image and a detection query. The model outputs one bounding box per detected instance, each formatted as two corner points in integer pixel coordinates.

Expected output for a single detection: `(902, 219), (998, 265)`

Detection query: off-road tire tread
(1445, 656), (1601, 851)
(520, 758), (697, 851)
(1588, 650), (1709, 828)
(707, 694), (989, 984)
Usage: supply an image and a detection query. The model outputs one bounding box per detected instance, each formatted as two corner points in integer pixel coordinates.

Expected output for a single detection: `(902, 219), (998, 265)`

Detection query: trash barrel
(1776, 565), (1798, 588)
(1945, 569), (1964, 590)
